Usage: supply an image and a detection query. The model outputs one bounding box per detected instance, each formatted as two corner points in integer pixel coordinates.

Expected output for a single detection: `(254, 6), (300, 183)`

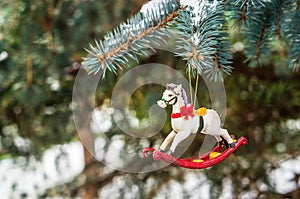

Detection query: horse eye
(168, 94), (173, 97)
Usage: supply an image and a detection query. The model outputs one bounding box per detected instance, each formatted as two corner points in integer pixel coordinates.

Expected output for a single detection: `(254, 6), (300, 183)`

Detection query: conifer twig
(83, 0), (182, 77)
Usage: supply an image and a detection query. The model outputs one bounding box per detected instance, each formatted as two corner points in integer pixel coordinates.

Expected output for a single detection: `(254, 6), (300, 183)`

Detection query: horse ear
(173, 84), (182, 94)
(166, 83), (171, 89)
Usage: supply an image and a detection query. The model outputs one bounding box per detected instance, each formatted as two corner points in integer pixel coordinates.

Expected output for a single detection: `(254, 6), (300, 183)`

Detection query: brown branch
(275, 9), (281, 39)
(27, 9), (34, 88)
(185, 46), (204, 68)
(254, 25), (267, 62)
(214, 55), (220, 70)
(278, 38), (286, 59)
(26, 56), (33, 88)
(83, 170), (123, 189)
(13, 0), (19, 27)
(274, 6), (287, 59)
(97, 7), (183, 68)
(241, 4), (248, 24)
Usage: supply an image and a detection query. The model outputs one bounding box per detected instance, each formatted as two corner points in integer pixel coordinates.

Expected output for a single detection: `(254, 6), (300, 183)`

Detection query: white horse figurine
(157, 83), (235, 155)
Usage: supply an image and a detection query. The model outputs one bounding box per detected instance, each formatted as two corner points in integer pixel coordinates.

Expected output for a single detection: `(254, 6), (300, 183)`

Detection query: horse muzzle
(157, 100), (167, 108)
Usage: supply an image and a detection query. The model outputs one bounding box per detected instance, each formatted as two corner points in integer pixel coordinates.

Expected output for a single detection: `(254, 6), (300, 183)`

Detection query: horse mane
(181, 88), (188, 106)
(166, 83), (189, 106)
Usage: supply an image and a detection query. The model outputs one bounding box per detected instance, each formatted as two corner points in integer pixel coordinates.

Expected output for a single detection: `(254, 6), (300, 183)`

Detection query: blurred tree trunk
(78, 109), (99, 199)
(281, 187), (300, 199)
(81, 128), (98, 199)
(83, 144), (98, 199)
(74, 69), (98, 199)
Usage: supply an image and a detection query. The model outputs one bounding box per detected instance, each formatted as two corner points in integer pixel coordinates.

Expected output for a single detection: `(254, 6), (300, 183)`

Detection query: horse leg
(215, 136), (222, 142)
(214, 135), (228, 147)
(159, 130), (176, 152)
(168, 130), (191, 155)
(215, 135), (230, 148)
(220, 128), (235, 148)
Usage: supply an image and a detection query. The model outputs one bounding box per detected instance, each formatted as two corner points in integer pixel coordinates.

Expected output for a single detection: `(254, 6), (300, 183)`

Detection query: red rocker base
(142, 136), (248, 169)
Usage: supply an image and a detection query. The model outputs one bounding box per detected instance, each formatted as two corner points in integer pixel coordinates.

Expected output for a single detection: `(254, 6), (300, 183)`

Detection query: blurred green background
(0, 0), (299, 199)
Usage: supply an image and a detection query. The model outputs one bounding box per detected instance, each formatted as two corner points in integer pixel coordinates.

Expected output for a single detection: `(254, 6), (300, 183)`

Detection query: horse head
(157, 83), (188, 108)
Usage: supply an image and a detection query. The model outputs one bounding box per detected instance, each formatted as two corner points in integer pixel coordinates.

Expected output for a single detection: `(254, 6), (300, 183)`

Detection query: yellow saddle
(194, 107), (207, 116)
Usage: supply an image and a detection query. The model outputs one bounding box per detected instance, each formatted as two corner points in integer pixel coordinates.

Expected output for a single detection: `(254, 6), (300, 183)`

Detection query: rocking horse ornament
(142, 83), (248, 169)
(157, 83), (235, 154)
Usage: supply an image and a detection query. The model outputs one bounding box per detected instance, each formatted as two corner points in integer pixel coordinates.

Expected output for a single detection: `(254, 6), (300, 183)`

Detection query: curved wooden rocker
(142, 136), (248, 169)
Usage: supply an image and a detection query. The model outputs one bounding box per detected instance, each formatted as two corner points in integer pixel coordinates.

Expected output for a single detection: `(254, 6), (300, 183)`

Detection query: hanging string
(193, 73), (199, 108)
(188, 66), (193, 104)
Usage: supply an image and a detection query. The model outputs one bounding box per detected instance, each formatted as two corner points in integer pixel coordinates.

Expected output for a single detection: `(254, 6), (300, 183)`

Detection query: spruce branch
(277, 0), (299, 70)
(173, 1), (232, 81)
(235, 0), (299, 69)
(227, 0), (250, 29)
(174, 8), (216, 74)
(207, 3), (233, 81)
(82, 0), (299, 79)
(82, 0), (181, 77)
(288, 9), (300, 70)
(234, 0), (265, 8)
(229, 0), (266, 28)
(270, 0), (287, 60)
(242, 2), (272, 67)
